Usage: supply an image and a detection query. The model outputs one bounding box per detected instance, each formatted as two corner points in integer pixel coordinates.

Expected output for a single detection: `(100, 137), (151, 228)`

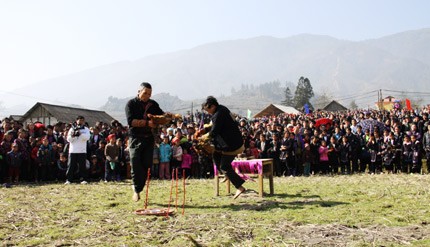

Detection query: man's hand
(147, 120), (156, 128)
(200, 133), (210, 142)
(194, 129), (206, 138)
(131, 119), (154, 128)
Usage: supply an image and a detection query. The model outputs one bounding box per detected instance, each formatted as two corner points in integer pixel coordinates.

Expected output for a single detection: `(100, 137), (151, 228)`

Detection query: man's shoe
(132, 192), (140, 202)
(233, 186), (246, 199)
(64, 181), (71, 185)
(80, 181), (88, 184)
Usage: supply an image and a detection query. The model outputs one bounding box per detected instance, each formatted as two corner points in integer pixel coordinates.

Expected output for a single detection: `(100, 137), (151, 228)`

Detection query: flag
(247, 109), (252, 119)
(304, 104), (310, 114)
(405, 99), (412, 111)
(199, 112), (205, 129)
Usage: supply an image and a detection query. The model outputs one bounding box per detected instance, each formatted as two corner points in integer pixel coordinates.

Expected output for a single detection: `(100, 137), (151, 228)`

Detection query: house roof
(21, 102), (116, 126)
(323, 100), (348, 112)
(254, 104), (300, 118)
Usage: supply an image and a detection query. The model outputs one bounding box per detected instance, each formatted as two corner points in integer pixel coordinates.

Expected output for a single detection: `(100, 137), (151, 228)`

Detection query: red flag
(405, 99), (412, 110)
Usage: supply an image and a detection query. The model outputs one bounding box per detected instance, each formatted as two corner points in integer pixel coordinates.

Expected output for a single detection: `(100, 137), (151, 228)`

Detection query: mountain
(2, 28), (430, 119)
(365, 28), (430, 67)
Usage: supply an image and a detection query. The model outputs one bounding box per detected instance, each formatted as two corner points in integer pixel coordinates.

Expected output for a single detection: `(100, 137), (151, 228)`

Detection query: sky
(1, 0), (430, 93)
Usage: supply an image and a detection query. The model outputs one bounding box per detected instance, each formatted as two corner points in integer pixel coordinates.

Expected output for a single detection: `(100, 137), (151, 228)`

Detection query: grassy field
(1, 174), (430, 246)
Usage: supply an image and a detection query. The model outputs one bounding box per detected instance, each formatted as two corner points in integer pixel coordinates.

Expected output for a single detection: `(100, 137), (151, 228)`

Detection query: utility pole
(377, 90), (380, 110)
(191, 102), (194, 122)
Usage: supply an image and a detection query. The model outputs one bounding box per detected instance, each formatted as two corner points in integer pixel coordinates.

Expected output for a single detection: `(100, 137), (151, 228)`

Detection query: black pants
(212, 151), (244, 189)
(0, 159), (7, 183)
(129, 136), (154, 194)
(286, 156), (296, 176)
(105, 161), (120, 181)
(66, 153), (88, 182)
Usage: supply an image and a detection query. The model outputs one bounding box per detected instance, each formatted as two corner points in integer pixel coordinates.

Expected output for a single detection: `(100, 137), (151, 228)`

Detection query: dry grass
(1, 174), (430, 246)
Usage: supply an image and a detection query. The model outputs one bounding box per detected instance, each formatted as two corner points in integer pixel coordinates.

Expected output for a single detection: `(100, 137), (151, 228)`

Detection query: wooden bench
(214, 158), (274, 197)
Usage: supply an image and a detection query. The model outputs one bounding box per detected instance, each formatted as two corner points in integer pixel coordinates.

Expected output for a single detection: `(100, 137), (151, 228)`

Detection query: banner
(405, 99), (412, 111)
(247, 109), (252, 119)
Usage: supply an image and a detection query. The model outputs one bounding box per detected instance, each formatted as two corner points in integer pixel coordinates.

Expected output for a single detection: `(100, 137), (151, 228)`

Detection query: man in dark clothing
(197, 96), (246, 199)
(345, 127), (360, 173)
(125, 82), (164, 202)
(256, 134), (271, 159)
(422, 127), (430, 172)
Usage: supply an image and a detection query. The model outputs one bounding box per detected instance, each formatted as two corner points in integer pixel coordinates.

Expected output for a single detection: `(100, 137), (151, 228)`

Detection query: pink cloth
(214, 159), (265, 178)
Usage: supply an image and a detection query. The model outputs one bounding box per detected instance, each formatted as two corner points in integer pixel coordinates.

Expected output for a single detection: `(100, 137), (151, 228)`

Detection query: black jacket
(125, 98), (164, 138)
(208, 105), (243, 152)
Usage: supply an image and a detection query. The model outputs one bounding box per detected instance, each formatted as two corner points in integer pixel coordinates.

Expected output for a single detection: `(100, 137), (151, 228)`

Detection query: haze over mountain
(2, 28), (430, 118)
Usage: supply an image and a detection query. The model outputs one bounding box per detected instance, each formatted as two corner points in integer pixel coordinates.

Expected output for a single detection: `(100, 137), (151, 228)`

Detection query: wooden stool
(214, 158), (274, 197)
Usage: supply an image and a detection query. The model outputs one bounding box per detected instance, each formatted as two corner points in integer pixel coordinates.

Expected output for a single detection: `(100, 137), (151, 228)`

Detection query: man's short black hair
(140, 82), (152, 89)
(76, 116), (85, 120)
(202, 96), (219, 109)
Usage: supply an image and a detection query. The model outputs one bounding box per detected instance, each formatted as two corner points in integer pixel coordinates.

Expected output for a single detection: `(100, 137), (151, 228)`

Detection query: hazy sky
(1, 0), (429, 92)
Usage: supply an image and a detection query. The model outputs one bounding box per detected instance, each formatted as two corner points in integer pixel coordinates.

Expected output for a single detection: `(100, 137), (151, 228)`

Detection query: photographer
(65, 116), (91, 184)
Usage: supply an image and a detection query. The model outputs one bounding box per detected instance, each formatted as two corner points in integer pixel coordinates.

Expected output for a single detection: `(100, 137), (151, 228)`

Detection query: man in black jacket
(197, 96), (246, 199)
(423, 127), (430, 172)
(125, 82), (164, 202)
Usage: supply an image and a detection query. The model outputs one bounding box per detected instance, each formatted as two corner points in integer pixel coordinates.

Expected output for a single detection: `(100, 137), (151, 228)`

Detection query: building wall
(22, 106), (58, 126)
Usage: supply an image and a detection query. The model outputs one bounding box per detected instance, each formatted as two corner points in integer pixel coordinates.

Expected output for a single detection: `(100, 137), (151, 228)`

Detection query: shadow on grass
(148, 191), (349, 212)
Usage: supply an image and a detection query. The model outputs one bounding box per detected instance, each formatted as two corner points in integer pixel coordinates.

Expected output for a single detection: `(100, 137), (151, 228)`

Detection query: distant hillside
(102, 81), (287, 124)
(365, 28), (430, 67)
(3, 28), (430, 119)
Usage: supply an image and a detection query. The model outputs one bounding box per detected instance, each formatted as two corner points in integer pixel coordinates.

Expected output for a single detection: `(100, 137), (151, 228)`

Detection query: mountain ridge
(2, 28), (430, 119)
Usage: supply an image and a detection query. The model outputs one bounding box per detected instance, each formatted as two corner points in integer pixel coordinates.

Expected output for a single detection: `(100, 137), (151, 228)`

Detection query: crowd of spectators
(1, 104), (430, 185)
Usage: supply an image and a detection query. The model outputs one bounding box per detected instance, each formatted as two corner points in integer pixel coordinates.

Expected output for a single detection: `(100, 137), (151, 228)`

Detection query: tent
(253, 104), (300, 118)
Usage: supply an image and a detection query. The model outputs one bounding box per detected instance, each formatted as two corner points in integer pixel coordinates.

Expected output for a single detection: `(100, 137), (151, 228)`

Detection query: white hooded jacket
(67, 126), (91, 154)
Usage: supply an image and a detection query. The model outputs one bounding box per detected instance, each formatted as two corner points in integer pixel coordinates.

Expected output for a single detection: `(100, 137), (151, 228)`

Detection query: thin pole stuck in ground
(144, 168), (151, 209)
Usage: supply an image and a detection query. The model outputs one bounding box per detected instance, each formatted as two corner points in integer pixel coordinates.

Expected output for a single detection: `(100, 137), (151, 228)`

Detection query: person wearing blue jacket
(158, 136), (172, 179)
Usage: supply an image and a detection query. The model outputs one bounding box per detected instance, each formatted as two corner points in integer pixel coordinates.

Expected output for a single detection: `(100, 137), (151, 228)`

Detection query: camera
(71, 124), (84, 137)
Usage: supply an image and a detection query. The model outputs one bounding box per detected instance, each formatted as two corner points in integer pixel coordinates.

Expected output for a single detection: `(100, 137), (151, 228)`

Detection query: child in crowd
(30, 137), (41, 182)
(381, 144), (395, 173)
(158, 136), (172, 179)
(1, 131), (13, 183)
(116, 138), (127, 180)
(37, 137), (54, 182)
(96, 140), (107, 177)
(189, 141), (200, 178)
(57, 152), (68, 181)
(181, 148), (192, 178)
(171, 140), (183, 177)
(339, 136), (352, 175)
(152, 139), (160, 179)
(367, 135), (380, 174)
(410, 135), (422, 174)
(318, 140), (329, 174)
(401, 135), (413, 173)
(7, 143), (23, 184)
(248, 141), (260, 159)
(104, 134), (120, 182)
(89, 155), (102, 179)
(327, 136), (340, 174)
(302, 143), (312, 177)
